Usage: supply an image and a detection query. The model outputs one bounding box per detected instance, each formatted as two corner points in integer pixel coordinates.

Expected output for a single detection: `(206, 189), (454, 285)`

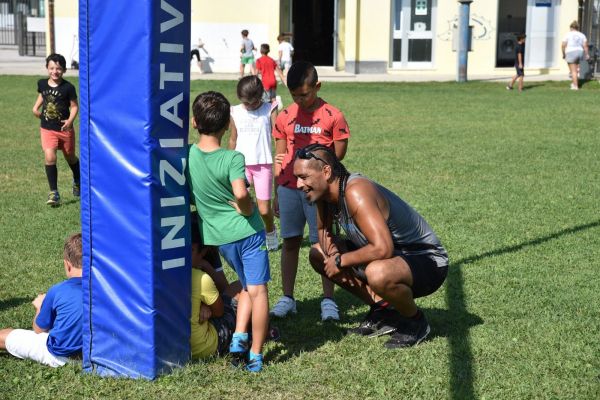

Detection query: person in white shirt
(561, 20), (590, 90)
(277, 34), (294, 76)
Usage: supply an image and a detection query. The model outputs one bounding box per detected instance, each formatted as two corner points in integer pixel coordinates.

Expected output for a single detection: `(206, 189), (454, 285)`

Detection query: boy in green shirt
(187, 91), (270, 372)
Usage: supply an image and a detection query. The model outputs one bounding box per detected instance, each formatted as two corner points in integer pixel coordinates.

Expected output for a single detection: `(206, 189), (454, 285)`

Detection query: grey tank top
(337, 174), (448, 267)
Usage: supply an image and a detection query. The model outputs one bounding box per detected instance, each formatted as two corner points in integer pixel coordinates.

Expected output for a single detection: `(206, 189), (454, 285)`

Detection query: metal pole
(457, 0), (472, 82)
(48, 0), (55, 54)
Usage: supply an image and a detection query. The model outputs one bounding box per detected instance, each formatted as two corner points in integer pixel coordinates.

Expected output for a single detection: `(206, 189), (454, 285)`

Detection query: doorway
(291, 0), (334, 66)
(392, 0), (436, 69)
(496, 0), (527, 67)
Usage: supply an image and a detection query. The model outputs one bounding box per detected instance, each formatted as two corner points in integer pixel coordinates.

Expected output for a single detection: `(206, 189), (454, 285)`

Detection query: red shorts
(40, 127), (75, 156)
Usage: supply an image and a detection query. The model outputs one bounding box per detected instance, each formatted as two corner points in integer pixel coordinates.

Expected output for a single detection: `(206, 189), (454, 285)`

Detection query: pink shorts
(245, 163), (273, 200)
(40, 127), (75, 156)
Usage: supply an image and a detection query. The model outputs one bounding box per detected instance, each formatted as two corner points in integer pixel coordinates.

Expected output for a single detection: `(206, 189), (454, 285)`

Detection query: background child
(32, 53), (80, 206)
(507, 34), (526, 92)
(255, 43), (286, 104)
(0, 233), (83, 367)
(240, 29), (256, 78)
(188, 91), (270, 372)
(277, 34), (294, 76)
(271, 61), (350, 322)
(228, 76), (279, 251)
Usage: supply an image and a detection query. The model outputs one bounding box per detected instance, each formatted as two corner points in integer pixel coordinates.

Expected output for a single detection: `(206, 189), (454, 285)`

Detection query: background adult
(562, 20), (590, 90)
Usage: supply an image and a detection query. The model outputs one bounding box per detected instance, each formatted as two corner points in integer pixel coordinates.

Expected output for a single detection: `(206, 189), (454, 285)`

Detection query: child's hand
(199, 303), (212, 322)
(274, 153), (285, 166)
(61, 120), (73, 131)
(228, 200), (253, 216)
(32, 293), (46, 310)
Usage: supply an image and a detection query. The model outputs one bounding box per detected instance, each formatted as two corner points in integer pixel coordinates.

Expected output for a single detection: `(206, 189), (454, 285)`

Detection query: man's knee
(282, 236), (302, 252)
(308, 246), (325, 274)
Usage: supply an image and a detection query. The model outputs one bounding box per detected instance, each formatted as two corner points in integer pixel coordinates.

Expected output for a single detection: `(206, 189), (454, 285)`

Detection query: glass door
(392, 0), (435, 68)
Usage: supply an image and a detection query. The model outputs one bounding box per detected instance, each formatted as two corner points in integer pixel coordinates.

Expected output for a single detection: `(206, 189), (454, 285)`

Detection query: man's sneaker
(72, 181), (80, 197)
(266, 229), (279, 251)
(320, 298), (340, 321)
(46, 191), (60, 206)
(246, 351), (263, 372)
(384, 311), (431, 349)
(270, 296), (297, 318)
(347, 304), (400, 337)
(229, 332), (249, 367)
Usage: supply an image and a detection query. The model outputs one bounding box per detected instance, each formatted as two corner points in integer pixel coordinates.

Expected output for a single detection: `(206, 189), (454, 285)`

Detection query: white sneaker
(320, 298), (340, 321)
(266, 229), (279, 251)
(570, 83), (578, 90)
(276, 95), (283, 111)
(270, 296), (297, 318)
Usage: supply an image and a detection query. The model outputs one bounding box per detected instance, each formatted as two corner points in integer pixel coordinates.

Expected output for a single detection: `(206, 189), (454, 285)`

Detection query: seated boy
(190, 211), (240, 359)
(0, 233), (83, 367)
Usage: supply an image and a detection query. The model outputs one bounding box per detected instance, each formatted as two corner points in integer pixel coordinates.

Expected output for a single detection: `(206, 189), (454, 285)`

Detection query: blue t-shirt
(36, 277), (83, 357)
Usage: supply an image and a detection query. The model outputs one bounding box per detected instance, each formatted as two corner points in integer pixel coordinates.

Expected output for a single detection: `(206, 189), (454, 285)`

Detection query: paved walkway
(0, 45), (571, 83)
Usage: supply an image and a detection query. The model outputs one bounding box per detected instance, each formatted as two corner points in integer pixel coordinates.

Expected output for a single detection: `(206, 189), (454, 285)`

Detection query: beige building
(49, 0), (583, 77)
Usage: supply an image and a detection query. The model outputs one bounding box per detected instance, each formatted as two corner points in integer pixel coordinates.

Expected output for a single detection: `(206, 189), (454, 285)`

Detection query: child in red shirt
(255, 44), (286, 105)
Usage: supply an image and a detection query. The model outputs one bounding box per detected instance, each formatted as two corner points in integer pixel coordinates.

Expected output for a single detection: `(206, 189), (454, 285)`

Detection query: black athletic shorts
(344, 241), (448, 298)
(209, 296), (236, 356)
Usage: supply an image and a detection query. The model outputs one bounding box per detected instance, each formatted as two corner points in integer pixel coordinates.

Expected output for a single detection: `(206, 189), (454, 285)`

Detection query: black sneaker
(347, 304), (400, 337)
(384, 312), (430, 349)
(46, 191), (61, 207)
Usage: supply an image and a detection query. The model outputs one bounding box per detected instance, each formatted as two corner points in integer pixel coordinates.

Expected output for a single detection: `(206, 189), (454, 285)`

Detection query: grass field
(1, 75), (599, 399)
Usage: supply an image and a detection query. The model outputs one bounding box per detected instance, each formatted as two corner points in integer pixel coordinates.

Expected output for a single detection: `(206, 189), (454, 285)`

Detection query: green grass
(1, 75), (599, 399)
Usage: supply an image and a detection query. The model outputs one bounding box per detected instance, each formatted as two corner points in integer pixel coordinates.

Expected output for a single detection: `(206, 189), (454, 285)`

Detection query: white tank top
(231, 102), (274, 165)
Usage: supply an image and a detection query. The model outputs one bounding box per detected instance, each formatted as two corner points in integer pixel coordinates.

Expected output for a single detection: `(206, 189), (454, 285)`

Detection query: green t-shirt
(187, 145), (264, 245)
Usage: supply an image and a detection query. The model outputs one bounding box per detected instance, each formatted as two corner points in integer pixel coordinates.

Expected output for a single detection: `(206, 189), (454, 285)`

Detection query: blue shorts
(219, 231), (270, 289)
(277, 185), (318, 243)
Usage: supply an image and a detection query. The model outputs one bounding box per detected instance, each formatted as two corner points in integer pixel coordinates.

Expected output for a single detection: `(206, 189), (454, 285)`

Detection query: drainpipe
(48, 0), (55, 54)
(457, 0), (472, 82)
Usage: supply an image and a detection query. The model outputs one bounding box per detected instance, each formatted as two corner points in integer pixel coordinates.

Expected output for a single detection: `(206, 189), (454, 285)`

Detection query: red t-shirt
(256, 56), (277, 91)
(273, 99), (350, 189)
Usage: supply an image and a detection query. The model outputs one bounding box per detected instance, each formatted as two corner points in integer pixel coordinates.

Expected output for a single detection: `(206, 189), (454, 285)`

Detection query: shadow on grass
(446, 219), (600, 400)
(522, 83), (545, 91)
(267, 290), (363, 364)
(0, 297), (30, 312)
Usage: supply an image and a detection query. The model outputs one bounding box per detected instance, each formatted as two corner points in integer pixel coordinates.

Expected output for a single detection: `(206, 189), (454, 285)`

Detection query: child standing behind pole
(32, 53), (81, 206)
(188, 91), (270, 372)
(255, 43), (286, 104)
(229, 76), (279, 251)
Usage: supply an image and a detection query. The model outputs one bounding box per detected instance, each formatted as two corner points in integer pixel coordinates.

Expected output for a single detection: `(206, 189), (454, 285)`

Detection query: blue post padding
(79, 0), (191, 379)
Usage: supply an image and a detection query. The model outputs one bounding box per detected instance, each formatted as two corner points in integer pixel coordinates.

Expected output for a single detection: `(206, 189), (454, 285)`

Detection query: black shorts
(515, 65), (524, 76)
(209, 296), (236, 356)
(347, 245), (448, 298)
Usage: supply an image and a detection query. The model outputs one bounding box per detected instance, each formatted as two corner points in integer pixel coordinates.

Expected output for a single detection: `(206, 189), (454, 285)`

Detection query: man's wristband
(334, 253), (342, 269)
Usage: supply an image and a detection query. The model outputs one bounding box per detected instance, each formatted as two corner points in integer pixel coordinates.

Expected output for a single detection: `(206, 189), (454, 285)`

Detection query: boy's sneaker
(72, 181), (81, 197)
(347, 304), (399, 337)
(245, 351), (263, 373)
(46, 191), (61, 206)
(270, 296), (297, 318)
(384, 311), (431, 349)
(570, 83), (578, 90)
(320, 298), (340, 321)
(266, 229), (279, 251)
(229, 332), (249, 367)
(506, 85), (513, 90)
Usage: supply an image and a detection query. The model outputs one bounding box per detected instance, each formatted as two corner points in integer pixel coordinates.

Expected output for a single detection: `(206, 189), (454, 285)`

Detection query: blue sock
(230, 332), (249, 353)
